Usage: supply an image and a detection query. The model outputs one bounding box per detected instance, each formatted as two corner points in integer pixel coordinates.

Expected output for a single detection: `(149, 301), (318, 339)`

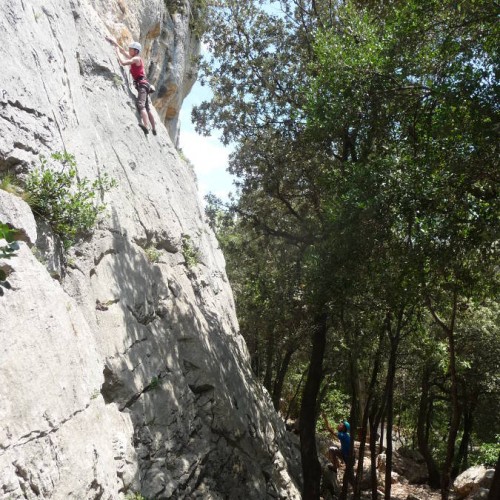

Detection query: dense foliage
(25, 152), (116, 248)
(197, 1), (499, 498)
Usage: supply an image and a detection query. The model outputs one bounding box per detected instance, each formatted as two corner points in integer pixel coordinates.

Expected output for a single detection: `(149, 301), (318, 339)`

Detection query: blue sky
(178, 80), (235, 202)
(178, 2), (284, 202)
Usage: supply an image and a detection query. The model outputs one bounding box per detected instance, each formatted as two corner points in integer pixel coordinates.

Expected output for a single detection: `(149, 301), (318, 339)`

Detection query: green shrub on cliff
(0, 222), (19, 296)
(0, 223), (18, 260)
(25, 152), (116, 248)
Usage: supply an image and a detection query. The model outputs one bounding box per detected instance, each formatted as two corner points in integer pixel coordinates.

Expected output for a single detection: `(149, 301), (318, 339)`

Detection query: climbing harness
(134, 77), (155, 94)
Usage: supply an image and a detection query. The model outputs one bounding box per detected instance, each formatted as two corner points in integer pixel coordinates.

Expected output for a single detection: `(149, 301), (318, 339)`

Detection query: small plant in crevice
(148, 376), (160, 391)
(0, 172), (30, 202)
(66, 256), (77, 268)
(0, 223), (18, 260)
(0, 222), (19, 296)
(112, 74), (122, 88)
(125, 493), (148, 500)
(182, 235), (199, 269)
(24, 152), (116, 249)
(145, 245), (161, 263)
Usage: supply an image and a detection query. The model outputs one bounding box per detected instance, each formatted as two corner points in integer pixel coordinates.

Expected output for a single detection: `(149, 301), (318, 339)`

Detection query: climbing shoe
(139, 124), (149, 135)
(152, 128), (157, 136)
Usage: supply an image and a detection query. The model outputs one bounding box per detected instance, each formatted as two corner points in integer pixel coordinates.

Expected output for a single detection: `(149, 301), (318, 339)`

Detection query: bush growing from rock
(25, 152), (116, 248)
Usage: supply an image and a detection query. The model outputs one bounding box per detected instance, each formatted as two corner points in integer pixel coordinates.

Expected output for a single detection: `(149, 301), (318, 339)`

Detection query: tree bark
(353, 325), (385, 499)
(272, 347), (295, 411)
(369, 413), (381, 500)
(299, 313), (328, 499)
(417, 364), (441, 488)
(436, 292), (460, 500)
(379, 413), (385, 455)
(452, 405), (474, 477)
(384, 334), (398, 500)
(487, 454), (500, 500)
(263, 329), (275, 393)
(340, 353), (359, 500)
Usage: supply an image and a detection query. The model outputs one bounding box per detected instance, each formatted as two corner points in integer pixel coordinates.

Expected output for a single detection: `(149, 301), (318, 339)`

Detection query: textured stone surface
(378, 450), (428, 485)
(453, 466), (493, 499)
(0, 0), (301, 498)
(0, 190), (37, 245)
(91, 0), (199, 143)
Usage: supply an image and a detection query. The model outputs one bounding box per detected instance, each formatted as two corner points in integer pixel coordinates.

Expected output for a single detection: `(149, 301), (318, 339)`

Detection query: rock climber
(106, 36), (156, 136)
(321, 412), (351, 471)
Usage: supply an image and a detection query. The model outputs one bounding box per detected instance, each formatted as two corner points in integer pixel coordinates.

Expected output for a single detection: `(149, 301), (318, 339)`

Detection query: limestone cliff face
(91, 0), (200, 143)
(0, 1), (301, 498)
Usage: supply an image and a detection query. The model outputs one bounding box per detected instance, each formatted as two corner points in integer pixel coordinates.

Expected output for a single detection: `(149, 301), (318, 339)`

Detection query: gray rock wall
(91, 0), (199, 143)
(0, 0), (301, 498)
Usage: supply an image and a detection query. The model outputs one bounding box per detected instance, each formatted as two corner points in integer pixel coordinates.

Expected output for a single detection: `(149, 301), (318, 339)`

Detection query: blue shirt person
(322, 413), (351, 468)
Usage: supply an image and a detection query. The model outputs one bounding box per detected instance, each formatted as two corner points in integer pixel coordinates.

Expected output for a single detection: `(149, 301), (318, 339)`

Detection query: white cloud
(179, 130), (230, 174)
(179, 129), (235, 201)
(178, 78), (235, 201)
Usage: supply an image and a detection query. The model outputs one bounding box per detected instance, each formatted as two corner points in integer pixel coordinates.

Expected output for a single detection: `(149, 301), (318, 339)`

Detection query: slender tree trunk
(369, 415), (380, 500)
(272, 347), (295, 411)
(488, 454), (500, 500)
(263, 329), (275, 393)
(432, 292), (460, 500)
(285, 365), (308, 421)
(379, 413), (385, 455)
(250, 330), (261, 377)
(340, 353), (359, 500)
(367, 395), (386, 500)
(417, 364), (441, 488)
(384, 335), (398, 500)
(299, 313), (328, 499)
(441, 327), (461, 499)
(453, 405), (474, 477)
(353, 325), (385, 499)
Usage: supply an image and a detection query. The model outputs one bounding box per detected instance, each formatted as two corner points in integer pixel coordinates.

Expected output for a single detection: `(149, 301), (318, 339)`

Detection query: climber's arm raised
(321, 412), (339, 441)
(105, 36), (129, 58)
(114, 47), (140, 67)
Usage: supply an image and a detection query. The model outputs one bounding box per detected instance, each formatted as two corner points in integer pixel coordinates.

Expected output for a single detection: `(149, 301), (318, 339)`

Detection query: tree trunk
(452, 405), (474, 477)
(263, 329), (275, 393)
(417, 364), (441, 488)
(272, 347), (295, 411)
(353, 325), (385, 500)
(487, 454), (500, 500)
(440, 293), (461, 500)
(299, 313), (328, 499)
(369, 415), (380, 500)
(285, 365), (308, 421)
(384, 335), (398, 500)
(340, 353), (359, 500)
(441, 333), (461, 499)
(379, 413), (385, 455)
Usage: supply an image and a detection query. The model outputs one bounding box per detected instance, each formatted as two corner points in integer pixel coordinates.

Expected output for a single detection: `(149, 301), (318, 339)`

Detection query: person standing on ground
(106, 37), (156, 136)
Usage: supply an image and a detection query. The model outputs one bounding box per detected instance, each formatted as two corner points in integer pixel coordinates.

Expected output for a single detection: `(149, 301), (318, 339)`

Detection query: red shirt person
(106, 37), (157, 136)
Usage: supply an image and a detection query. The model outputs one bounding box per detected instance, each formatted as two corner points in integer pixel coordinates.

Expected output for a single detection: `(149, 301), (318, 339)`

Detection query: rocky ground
(321, 444), (493, 500)
(386, 482), (443, 500)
